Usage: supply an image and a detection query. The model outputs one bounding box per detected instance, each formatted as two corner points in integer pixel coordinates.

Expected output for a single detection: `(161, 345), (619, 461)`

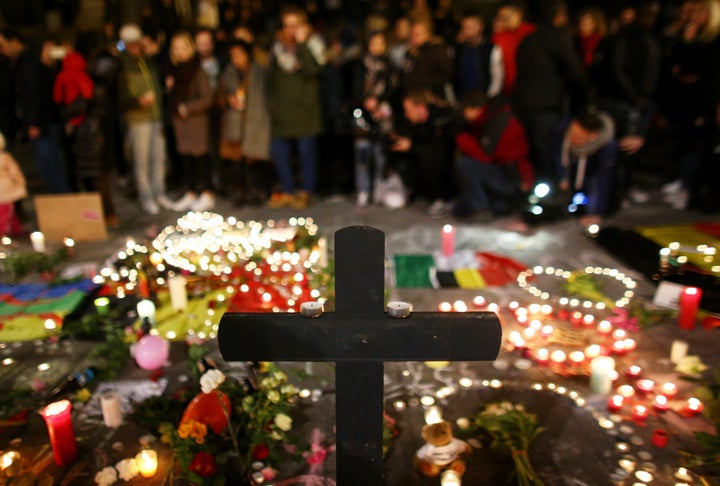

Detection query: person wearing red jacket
(492, 2), (535, 95)
(53, 51), (94, 129)
(452, 91), (533, 218)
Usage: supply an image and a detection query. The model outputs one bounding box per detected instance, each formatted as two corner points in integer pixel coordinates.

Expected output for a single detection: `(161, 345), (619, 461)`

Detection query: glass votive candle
(653, 395), (669, 412)
(440, 469), (461, 486)
(623, 338), (637, 351)
(611, 340), (627, 354)
(617, 385), (636, 399)
(568, 351), (585, 365)
(686, 397), (704, 415)
(0, 450), (21, 471)
(570, 311), (583, 326)
(651, 429), (669, 447)
(625, 365), (642, 379)
(550, 350), (567, 365)
(597, 320), (613, 335)
(632, 404), (649, 422)
(585, 344), (602, 359)
(660, 382), (678, 398)
(608, 394), (624, 413)
(135, 449), (158, 478)
(582, 314), (595, 327)
(438, 301), (452, 312)
(534, 348), (550, 365)
(540, 325), (554, 337)
(612, 329), (627, 340)
(94, 297), (110, 315)
(637, 379), (655, 394)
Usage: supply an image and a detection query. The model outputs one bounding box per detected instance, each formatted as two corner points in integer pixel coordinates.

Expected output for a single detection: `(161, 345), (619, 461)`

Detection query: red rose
(252, 443), (270, 460)
(189, 451), (217, 477)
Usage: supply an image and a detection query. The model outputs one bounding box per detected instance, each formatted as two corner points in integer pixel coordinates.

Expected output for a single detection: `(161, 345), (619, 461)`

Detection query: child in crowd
(0, 132), (27, 236)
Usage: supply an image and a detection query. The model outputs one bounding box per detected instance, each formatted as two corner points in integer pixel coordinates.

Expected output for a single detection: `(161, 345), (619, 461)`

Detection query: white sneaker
(173, 192), (197, 212)
(661, 179), (683, 194)
(156, 195), (174, 210)
(356, 191), (369, 207)
(142, 199), (160, 215)
(191, 193), (215, 212)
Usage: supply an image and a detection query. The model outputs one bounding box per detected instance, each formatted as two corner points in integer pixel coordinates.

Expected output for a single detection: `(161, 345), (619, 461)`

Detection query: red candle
(568, 351), (585, 364)
(534, 348), (550, 365)
(632, 404), (649, 422)
(679, 287), (702, 330)
(582, 314), (595, 327)
(41, 400), (77, 466)
(623, 338), (637, 351)
(687, 397), (704, 415)
(570, 311), (583, 326)
(550, 350), (567, 365)
(608, 394), (624, 412)
(617, 384), (636, 399)
(625, 365), (642, 379)
(653, 395), (669, 412)
(637, 379), (655, 394)
(659, 382), (678, 398)
(651, 429), (669, 448)
(585, 344), (602, 359)
(557, 308), (570, 321)
(611, 340), (627, 355)
(473, 296), (487, 308)
(597, 320), (613, 335)
(441, 224), (455, 257)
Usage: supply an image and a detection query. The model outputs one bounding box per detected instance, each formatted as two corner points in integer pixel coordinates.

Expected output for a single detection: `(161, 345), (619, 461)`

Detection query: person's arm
(487, 45), (504, 98)
(455, 120), (493, 163)
(297, 34), (326, 76)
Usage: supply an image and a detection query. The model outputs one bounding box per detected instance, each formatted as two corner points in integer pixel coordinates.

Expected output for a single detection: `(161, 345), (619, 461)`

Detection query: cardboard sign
(652, 280), (685, 309)
(35, 193), (108, 242)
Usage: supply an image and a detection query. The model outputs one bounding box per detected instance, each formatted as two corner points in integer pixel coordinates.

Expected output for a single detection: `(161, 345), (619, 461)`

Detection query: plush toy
(415, 421), (472, 477)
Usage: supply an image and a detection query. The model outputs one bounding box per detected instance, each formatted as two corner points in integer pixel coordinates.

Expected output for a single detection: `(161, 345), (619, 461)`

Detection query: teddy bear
(415, 420), (472, 477)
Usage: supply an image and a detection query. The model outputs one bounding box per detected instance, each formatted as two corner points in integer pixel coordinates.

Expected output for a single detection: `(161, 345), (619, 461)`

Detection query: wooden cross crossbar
(218, 226), (502, 485)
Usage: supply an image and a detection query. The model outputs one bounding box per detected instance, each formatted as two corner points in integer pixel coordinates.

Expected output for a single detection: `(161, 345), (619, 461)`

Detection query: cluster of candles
(658, 240), (719, 276)
(0, 232), (76, 256)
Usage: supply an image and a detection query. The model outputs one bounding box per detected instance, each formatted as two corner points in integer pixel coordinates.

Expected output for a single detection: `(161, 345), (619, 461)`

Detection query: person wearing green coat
(266, 6), (326, 209)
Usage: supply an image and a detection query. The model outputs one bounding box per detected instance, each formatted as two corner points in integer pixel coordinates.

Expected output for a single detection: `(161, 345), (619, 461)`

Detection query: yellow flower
(267, 390), (281, 403)
(75, 387), (92, 403)
(274, 413), (293, 431)
(178, 419), (208, 444)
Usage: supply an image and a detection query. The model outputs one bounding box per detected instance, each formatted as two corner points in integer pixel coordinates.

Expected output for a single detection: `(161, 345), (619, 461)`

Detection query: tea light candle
(653, 395), (669, 412)
(608, 394), (624, 412)
(440, 469), (461, 486)
(135, 449), (158, 478)
(438, 301), (452, 312)
(425, 405), (443, 425)
(626, 365), (642, 379)
(94, 297), (110, 315)
(612, 329), (627, 340)
(597, 320), (613, 335)
(534, 348), (550, 365)
(441, 224), (455, 257)
(660, 382), (678, 398)
(687, 397), (704, 415)
(570, 311), (583, 326)
(540, 325), (554, 337)
(585, 344), (602, 359)
(670, 340), (689, 363)
(0, 451), (20, 470)
(473, 295), (487, 308)
(589, 356), (615, 395)
(40, 399), (77, 466)
(30, 231), (46, 253)
(637, 379), (655, 394)
(632, 404), (649, 422)
(136, 299), (156, 325)
(617, 384), (636, 399)
(568, 351), (585, 364)
(582, 314), (595, 327)
(550, 350), (567, 365)
(611, 340), (627, 354)
(679, 286), (702, 330)
(623, 338), (637, 351)
(101, 390), (123, 427)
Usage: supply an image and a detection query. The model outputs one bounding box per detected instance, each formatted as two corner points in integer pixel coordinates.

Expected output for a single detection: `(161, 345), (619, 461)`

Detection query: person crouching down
(452, 91), (534, 218)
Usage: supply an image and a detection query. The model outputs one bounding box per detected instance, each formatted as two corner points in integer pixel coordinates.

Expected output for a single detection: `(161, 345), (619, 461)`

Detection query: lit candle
(440, 469), (461, 486)
(637, 379), (655, 394)
(94, 297), (110, 315)
(168, 275), (188, 312)
(438, 301), (452, 312)
(30, 231), (46, 253)
(675, 467), (692, 482)
(653, 395), (669, 412)
(582, 314), (595, 327)
(136, 299), (156, 325)
(589, 356), (615, 395)
(625, 365), (642, 379)
(670, 340), (689, 363)
(40, 400), (77, 466)
(550, 350), (567, 365)
(596, 320), (613, 335)
(623, 338), (637, 351)
(611, 340), (627, 355)
(441, 224), (455, 257)
(570, 311), (583, 326)
(568, 351), (585, 365)
(607, 394), (624, 412)
(0, 451), (20, 471)
(473, 295), (487, 308)
(617, 384), (636, 399)
(612, 329), (627, 340)
(541, 325), (554, 337)
(135, 449), (158, 478)
(686, 397), (704, 415)
(534, 348), (550, 365)
(632, 404), (649, 422)
(660, 382), (678, 398)
(584, 344), (602, 359)
(101, 390), (123, 427)
(424, 405), (443, 425)
(679, 287), (702, 330)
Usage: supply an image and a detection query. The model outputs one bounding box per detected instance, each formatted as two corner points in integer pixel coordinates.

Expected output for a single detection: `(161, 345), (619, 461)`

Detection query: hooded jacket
(53, 52), (94, 127)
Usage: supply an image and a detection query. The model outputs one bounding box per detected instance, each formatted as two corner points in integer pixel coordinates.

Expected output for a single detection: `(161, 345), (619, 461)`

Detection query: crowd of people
(0, 0), (719, 235)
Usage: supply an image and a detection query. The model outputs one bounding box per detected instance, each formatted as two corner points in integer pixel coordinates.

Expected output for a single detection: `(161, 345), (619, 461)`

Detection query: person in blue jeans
(552, 108), (617, 226)
(452, 91), (534, 218)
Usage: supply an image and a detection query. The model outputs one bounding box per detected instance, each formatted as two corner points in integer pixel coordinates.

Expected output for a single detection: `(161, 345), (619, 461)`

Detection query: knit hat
(119, 24), (142, 44)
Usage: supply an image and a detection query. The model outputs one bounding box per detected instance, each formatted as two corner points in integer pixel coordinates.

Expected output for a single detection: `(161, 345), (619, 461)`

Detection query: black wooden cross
(218, 226), (502, 485)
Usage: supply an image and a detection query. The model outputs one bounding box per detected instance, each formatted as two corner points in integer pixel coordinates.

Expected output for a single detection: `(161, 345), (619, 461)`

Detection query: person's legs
(585, 141), (617, 217)
(148, 120), (167, 199)
(33, 125), (70, 193)
(297, 135), (318, 194)
(354, 137), (371, 195)
(453, 155), (491, 215)
(128, 122), (153, 205)
(270, 137), (295, 194)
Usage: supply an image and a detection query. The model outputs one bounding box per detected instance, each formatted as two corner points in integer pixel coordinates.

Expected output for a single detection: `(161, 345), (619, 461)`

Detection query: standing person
(401, 11), (454, 100)
(389, 15), (411, 71)
(195, 29), (222, 192)
(266, 6), (326, 209)
(454, 9), (503, 99)
(492, 2), (535, 96)
(117, 23), (172, 214)
(166, 32), (215, 212)
(0, 30), (71, 194)
(218, 40), (272, 206)
(0, 132), (26, 236)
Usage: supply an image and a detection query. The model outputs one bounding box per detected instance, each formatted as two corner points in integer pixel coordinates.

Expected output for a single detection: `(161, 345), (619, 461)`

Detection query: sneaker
(142, 199), (160, 215)
(666, 189), (689, 209)
(661, 179), (683, 195)
(268, 192), (295, 209)
(191, 192), (215, 212)
(356, 191), (369, 207)
(156, 195), (175, 210)
(291, 190), (311, 209)
(628, 188), (650, 204)
(173, 192), (197, 212)
(428, 199), (452, 218)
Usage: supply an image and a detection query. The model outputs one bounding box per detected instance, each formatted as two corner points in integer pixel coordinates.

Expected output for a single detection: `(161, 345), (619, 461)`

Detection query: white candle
(424, 405), (443, 425)
(30, 231), (46, 253)
(135, 449), (158, 477)
(670, 340), (689, 363)
(589, 356), (616, 395)
(440, 469), (461, 486)
(168, 275), (188, 312)
(101, 390), (123, 427)
(136, 299), (156, 325)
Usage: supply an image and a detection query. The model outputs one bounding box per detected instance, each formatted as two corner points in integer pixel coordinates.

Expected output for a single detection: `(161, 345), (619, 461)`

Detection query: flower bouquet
(465, 401), (545, 486)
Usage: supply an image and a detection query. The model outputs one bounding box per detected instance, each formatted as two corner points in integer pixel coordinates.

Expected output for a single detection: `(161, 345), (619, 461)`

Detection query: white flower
(115, 458), (139, 481)
(274, 413), (293, 431)
(94, 466), (117, 486)
(200, 369), (226, 394)
(281, 384), (296, 395)
(267, 390), (281, 403)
